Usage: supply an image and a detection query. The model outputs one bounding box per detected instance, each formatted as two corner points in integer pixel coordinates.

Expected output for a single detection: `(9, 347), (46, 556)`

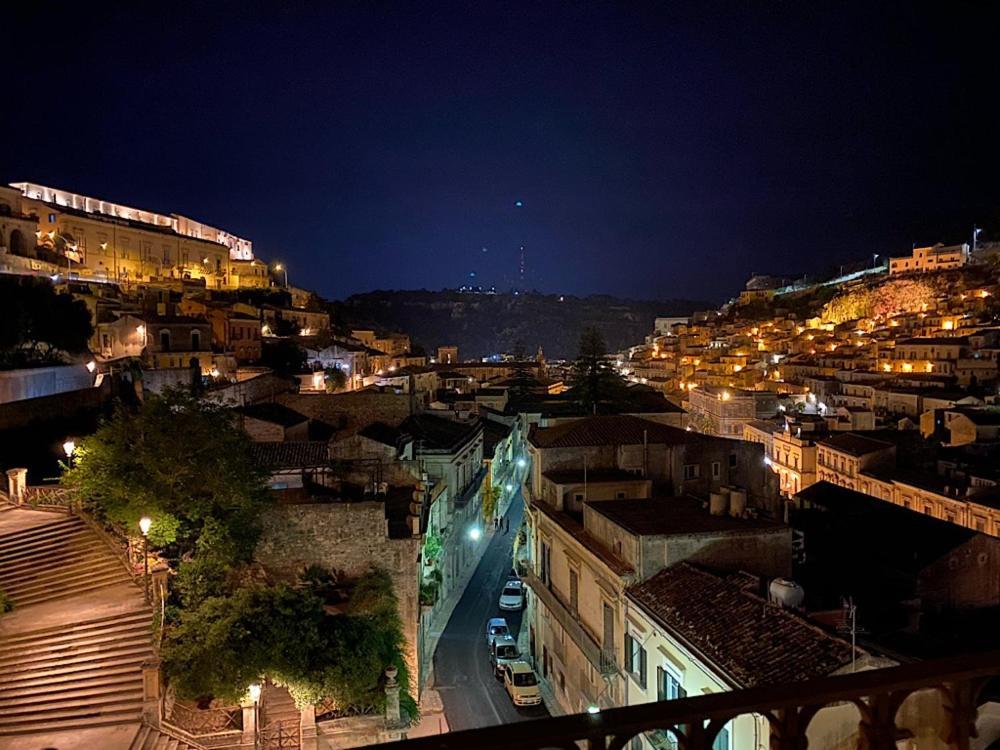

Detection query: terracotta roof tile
(627, 563), (859, 689)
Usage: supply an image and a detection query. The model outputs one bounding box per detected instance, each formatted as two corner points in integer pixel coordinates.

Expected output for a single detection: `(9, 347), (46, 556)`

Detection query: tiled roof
(627, 563), (858, 689)
(359, 421), (404, 447)
(815, 432), (893, 456)
(250, 441), (329, 469)
(399, 413), (483, 452)
(529, 415), (695, 449)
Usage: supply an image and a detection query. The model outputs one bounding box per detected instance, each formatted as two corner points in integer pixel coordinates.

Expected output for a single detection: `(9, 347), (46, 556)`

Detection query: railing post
(141, 658), (162, 728)
(300, 703), (318, 750)
(941, 679), (982, 750)
(241, 696), (259, 750)
(6, 468), (26, 505)
(858, 693), (902, 750)
(385, 665), (403, 730)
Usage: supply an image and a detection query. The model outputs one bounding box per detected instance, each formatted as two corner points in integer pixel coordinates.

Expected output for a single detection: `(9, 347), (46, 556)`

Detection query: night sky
(5, 3), (1000, 302)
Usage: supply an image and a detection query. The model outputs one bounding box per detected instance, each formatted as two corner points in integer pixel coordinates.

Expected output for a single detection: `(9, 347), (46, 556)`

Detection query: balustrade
(362, 649), (1000, 750)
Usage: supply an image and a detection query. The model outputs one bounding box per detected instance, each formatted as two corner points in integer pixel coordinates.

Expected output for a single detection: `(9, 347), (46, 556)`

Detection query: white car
(486, 617), (510, 648)
(502, 661), (542, 707)
(498, 579), (524, 611)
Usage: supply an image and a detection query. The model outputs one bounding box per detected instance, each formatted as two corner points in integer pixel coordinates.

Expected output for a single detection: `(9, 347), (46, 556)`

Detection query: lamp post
(62, 440), (76, 468)
(139, 516), (152, 603)
(248, 682), (262, 750)
(274, 263), (288, 288)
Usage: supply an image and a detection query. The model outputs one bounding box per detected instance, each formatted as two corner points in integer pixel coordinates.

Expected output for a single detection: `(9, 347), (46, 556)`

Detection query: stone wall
(0, 378), (111, 431)
(256, 502), (422, 699)
(0, 364), (95, 404)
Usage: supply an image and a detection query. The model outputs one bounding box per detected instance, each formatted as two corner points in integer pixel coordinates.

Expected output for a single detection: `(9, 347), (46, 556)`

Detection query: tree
(63, 388), (271, 560)
(324, 367), (348, 392)
(261, 338), (307, 375)
(0, 277), (93, 367)
(568, 327), (626, 413)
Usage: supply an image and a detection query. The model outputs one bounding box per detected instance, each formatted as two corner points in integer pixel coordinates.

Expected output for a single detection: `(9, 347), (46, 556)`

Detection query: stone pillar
(241, 699), (259, 749)
(141, 658), (162, 727)
(6, 468), (26, 505)
(384, 665), (402, 730)
(300, 703), (318, 750)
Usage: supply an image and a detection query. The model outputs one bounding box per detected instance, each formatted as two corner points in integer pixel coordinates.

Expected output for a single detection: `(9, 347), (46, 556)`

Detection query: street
(432, 488), (549, 731)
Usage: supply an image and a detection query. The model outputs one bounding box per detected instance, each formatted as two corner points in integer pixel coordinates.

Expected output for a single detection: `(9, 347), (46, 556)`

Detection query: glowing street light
(62, 440), (76, 458)
(273, 262), (288, 288)
(516, 457), (527, 469)
(467, 526), (482, 542)
(139, 516), (152, 603)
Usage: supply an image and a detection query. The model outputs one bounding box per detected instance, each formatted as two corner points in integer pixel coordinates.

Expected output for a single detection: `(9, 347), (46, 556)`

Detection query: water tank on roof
(709, 489), (729, 516)
(769, 578), (805, 610)
(729, 488), (747, 517)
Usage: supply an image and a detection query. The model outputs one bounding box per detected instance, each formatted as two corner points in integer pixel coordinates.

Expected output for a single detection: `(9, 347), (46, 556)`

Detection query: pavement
(431, 489), (549, 731)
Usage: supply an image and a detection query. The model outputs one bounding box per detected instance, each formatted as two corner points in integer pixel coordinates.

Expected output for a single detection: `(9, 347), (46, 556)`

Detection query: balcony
(367, 649), (1000, 750)
(524, 571), (618, 678)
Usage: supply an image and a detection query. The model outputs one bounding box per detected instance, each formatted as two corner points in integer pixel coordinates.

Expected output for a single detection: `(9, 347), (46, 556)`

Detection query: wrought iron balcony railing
(366, 649), (1000, 750)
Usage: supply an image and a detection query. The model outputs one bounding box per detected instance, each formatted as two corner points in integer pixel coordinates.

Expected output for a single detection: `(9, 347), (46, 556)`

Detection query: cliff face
(332, 290), (711, 359)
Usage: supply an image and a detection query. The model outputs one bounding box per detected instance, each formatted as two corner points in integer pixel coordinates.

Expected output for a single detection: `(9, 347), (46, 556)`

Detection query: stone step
(0, 530), (96, 562)
(0, 508), (83, 544)
(0, 620), (151, 661)
(0, 539), (111, 575)
(5, 572), (135, 607)
(0, 623), (152, 665)
(0, 681), (142, 711)
(2, 559), (128, 597)
(0, 634), (152, 673)
(0, 609), (150, 648)
(0, 670), (145, 699)
(0, 661), (146, 693)
(0, 521), (85, 552)
(0, 701), (143, 734)
(0, 645), (152, 685)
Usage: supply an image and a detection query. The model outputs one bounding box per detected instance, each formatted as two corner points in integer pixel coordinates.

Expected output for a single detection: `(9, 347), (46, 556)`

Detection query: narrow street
(432, 488), (549, 731)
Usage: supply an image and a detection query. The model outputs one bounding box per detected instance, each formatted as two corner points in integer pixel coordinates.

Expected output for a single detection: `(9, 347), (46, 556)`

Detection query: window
(569, 569), (578, 614)
(48, 213), (56, 223)
(191, 330), (201, 350)
(683, 464), (700, 481)
(657, 666), (685, 701)
(159, 330), (170, 352)
(616, 491), (626, 499)
(729, 453), (737, 468)
(711, 461), (721, 480)
(624, 633), (647, 689)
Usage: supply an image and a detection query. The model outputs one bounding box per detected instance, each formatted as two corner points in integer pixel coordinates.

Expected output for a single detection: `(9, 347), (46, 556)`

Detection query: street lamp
(248, 682), (262, 749)
(63, 440), (76, 468)
(274, 263), (288, 288)
(139, 516), (152, 603)
(516, 457), (527, 469)
(467, 526), (482, 542)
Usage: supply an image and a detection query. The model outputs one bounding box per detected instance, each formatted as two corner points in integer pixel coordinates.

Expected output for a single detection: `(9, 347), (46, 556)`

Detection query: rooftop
(529, 415), (695, 449)
(815, 432), (894, 456)
(238, 402), (309, 428)
(249, 441), (329, 469)
(542, 468), (649, 485)
(586, 497), (785, 537)
(399, 413), (483, 452)
(627, 562), (859, 689)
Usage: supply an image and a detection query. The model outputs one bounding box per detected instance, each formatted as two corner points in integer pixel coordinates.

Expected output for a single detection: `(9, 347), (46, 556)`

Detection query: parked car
(498, 579), (525, 611)
(486, 617), (510, 648)
(490, 635), (520, 678)
(501, 661), (542, 707)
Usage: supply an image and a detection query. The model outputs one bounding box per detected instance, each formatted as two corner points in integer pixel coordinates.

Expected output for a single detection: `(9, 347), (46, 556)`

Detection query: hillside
(331, 290), (710, 359)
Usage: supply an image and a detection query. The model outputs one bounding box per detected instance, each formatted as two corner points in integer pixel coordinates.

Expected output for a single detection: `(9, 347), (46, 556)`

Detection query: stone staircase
(0, 514), (133, 607)
(0, 609), (154, 734)
(261, 683), (302, 748)
(0, 506), (155, 737)
(129, 723), (207, 750)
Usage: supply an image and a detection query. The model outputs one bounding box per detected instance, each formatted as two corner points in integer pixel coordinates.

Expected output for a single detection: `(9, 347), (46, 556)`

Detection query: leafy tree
(62, 388), (271, 560)
(481, 481), (498, 523)
(568, 327), (626, 413)
(261, 338), (307, 375)
(162, 569), (416, 719)
(0, 277), (93, 367)
(324, 367), (348, 392)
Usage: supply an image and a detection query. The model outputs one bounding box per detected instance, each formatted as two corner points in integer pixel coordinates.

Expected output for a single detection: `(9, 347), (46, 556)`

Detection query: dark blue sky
(5, 3), (1000, 302)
